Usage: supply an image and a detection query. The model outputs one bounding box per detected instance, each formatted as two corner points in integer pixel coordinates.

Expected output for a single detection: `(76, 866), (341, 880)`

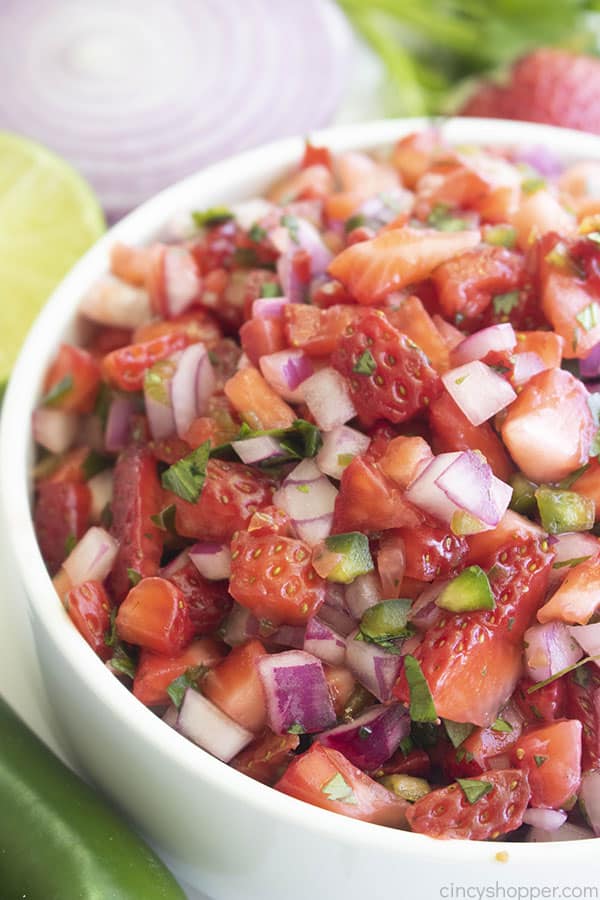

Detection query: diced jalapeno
(378, 774), (431, 802)
(534, 485), (595, 535)
(360, 599), (414, 643)
(483, 225), (517, 249)
(435, 566), (495, 613)
(318, 532), (374, 584)
(509, 472), (538, 517)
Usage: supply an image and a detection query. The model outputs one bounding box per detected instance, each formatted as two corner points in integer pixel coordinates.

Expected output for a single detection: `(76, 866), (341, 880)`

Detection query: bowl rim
(3, 116), (600, 863)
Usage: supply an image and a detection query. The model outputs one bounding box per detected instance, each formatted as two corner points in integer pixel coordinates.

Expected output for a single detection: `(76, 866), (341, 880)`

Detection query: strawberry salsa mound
(32, 131), (600, 842)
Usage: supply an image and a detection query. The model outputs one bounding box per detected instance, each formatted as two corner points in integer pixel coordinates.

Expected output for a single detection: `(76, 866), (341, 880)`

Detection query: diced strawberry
(169, 459), (273, 543)
(224, 366), (295, 430)
(87, 325), (133, 357)
(229, 531), (326, 626)
(231, 730), (300, 786)
(385, 295), (450, 372)
(165, 558), (233, 635)
(43, 344), (101, 414)
(116, 576), (194, 655)
(378, 435), (433, 489)
(246, 505), (293, 538)
(38, 447), (89, 485)
(514, 677), (567, 725)
(239, 316), (286, 367)
(444, 704), (524, 780)
(203, 639), (268, 732)
(34, 481), (91, 575)
(537, 552), (600, 625)
(329, 227), (480, 306)
(102, 332), (192, 391)
(332, 311), (442, 428)
(108, 444), (164, 602)
(392, 130), (439, 188)
(565, 665), (600, 772)
(465, 509), (546, 567)
(407, 769), (530, 840)
(512, 720), (582, 809)
(65, 580), (112, 660)
(396, 523), (468, 582)
(283, 303), (367, 357)
(189, 220), (239, 274)
(132, 309), (221, 346)
(371, 746), (431, 779)
(332, 456), (422, 535)
(133, 637), (226, 706)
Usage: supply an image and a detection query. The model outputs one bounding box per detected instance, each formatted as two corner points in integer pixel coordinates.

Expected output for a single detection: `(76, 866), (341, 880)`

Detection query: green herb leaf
(444, 719), (474, 748)
(484, 225), (517, 249)
(192, 206), (233, 227)
(248, 223), (267, 243)
(40, 374), (74, 407)
(399, 735), (413, 757)
(150, 504), (177, 533)
(288, 723), (306, 735)
(491, 717), (513, 733)
(161, 441), (211, 503)
(527, 654), (600, 693)
(167, 665), (208, 709)
(82, 450), (111, 481)
(127, 568), (142, 587)
(553, 555), (592, 570)
(260, 282), (280, 298)
(345, 214), (367, 233)
(110, 646), (137, 680)
(64, 533), (77, 556)
(281, 214), (300, 243)
(404, 654), (437, 723)
(211, 419), (321, 464)
(577, 301), (600, 333)
(353, 350), (377, 376)
(456, 778), (493, 805)
(493, 291), (520, 317)
(521, 176), (546, 195)
(427, 204), (469, 232)
(321, 772), (357, 804)
(534, 754), (547, 768)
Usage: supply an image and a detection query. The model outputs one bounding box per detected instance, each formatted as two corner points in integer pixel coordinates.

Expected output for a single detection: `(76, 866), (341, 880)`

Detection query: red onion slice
(452, 323), (516, 367)
(580, 342), (600, 380)
(580, 770), (600, 836)
(316, 425), (371, 480)
(442, 361), (517, 426)
(171, 343), (216, 439)
(267, 625), (306, 652)
(163, 246), (202, 317)
(435, 450), (512, 528)
(303, 617), (346, 666)
(222, 603), (261, 648)
(318, 603), (356, 638)
(177, 689), (253, 763)
(405, 452), (464, 525)
(62, 526), (119, 586)
(528, 822), (594, 842)
(88, 470), (114, 524)
(273, 460), (338, 547)
(251, 296), (289, 319)
(301, 367), (357, 431)
(257, 650), (336, 735)
(259, 349), (314, 403)
(188, 542), (231, 581)
(345, 572), (383, 620)
(568, 623), (600, 665)
(522, 809), (568, 831)
(409, 581), (449, 631)
(318, 704), (410, 771)
(549, 532), (600, 588)
(231, 435), (285, 466)
(345, 628), (404, 703)
(104, 395), (137, 453)
(524, 622), (584, 683)
(1, 1), (351, 218)
(512, 352), (546, 387)
(32, 409), (78, 454)
(80, 276), (151, 328)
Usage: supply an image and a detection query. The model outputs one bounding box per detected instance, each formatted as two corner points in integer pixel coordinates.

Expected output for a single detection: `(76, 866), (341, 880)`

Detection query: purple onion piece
(522, 808), (567, 831)
(317, 603), (356, 638)
(177, 689), (253, 762)
(345, 572), (382, 620)
(304, 617), (346, 666)
(345, 628), (404, 703)
(232, 435), (285, 465)
(581, 343), (600, 379)
(222, 603), (261, 647)
(267, 625), (306, 651)
(318, 703), (410, 771)
(104, 395), (137, 453)
(257, 650), (336, 735)
(188, 542), (231, 581)
(524, 622), (583, 682)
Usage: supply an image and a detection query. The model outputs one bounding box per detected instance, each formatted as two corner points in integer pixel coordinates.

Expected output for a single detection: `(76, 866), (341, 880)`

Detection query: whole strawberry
(461, 49), (600, 135)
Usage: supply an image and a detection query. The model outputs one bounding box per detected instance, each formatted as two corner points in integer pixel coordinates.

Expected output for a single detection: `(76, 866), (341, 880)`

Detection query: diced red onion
(524, 622), (583, 683)
(442, 361), (517, 426)
(88, 470), (114, 524)
(580, 770), (600, 836)
(257, 650), (336, 735)
(522, 809), (568, 831)
(273, 460), (338, 546)
(277, 253), (304, 305)
(301, 366), (357, 431)
(568, 623), (600, 666)
(550, 532), (600, 587)
(251, 296), (289, 319)
(232, 435), (285, 465)
(316, 425), (371, 480)
(304, 617), (346, 666)
(528, 822), (594, 842)
(324, 581), (348, 613)
(231, 199), (274, 231)
(512, 352), (546, 387)
(345, 628), (404, 703)
(259, 349), (314, 403)
(409, 581), (448, 631)
(511, 146), (564, 178)
(80, 275), (151, 329)
(318, 704), (410, 771)
(188, 542), (231, 581)
(405, 452), (464, 525)
(581, 343), (600, 380)
(63, 526), (119, 587)
(359, 188), (413, 225)
(318, 603), (356, 638)
(435, 450), (512, 528)
(171, 343), (216, 439)
(452, 323), (516, 367)
(163, 246), (202, 317)
(177, 688), (253, 762)
(104, 395), (137, 453)
(162, 705), (179, 728)
(345, 572), (383, 620)
(222, 603), (261, 647)
(160, 549), (190, 579)
(144, 359), (176, 441)
(32, 409), (78, 454)
(267, 625), (306, 651)
(236, 353), (252, 371)
(377, 539), (406, 599)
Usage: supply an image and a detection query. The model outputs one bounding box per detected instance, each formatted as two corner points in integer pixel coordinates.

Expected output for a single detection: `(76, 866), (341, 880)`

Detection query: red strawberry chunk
(34, 481), (91, 575)
(165, 558), (232, 635)
(565, 665), (600, 772)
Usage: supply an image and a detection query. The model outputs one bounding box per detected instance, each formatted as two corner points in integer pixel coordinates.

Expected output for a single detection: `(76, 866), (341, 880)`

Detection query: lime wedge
(0, 132), (105, 388)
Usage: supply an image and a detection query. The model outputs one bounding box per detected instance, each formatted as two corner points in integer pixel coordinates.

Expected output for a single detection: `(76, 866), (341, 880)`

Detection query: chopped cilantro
(192, 206), (233, 227)
(336, 453), (355, 468)
(399, 735), (413, 757)
(444, 719), (474, 748)
(553, 555), (592, 570)
(493, 291), (520, 317)
(287, 723), (306, 735)
(161, 442), (211, 503)
(404, 654), (437, 723)
(150, 504), (177, 533)
(427, 203), (469, 231)
(167, 665), (208, 709)
(484, 225), (517, 249)
(260, 282), (280, 298)
(281, 214), (300, 243)
(353, 350), (377, 376)
(576, 302), (600, 333)
(491, 717), (513, 733)
(321, 772), (357, 804)
(248, 223), (267, 243)
(456, 778), (493, 805)
(110, 646), (136, 680)
(296, 484), (310, 494)
(345, 214), (366, 233)
(534, 754), (547, 768)
(527, 654), (600, 693)
(40, 374), (73, 407)
(127, 568), (142, 587)
(521, 176), (546, 195)
(454, 374), (469, 385)
(81, 450), (111, 481)
(64, 533), (77, 556)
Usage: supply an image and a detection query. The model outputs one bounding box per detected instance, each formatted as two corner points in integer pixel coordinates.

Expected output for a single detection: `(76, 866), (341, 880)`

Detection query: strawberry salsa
(32, 131), (600, 842)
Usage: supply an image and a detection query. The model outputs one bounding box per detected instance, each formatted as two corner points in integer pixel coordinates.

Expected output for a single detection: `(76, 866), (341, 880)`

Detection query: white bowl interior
(3, 118), (600, 896)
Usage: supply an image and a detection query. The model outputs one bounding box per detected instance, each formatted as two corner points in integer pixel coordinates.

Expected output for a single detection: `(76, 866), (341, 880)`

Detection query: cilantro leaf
(444, 719), (474, 748)
(427, 203), (469, 231)
(493, 290), (520, 317)
(167, 665), (208, 709)
(64, 533), (77, 556)
(287, 723), (306, 735)
(321, 772), (357, 804)
(345, 214), (366, 233)
(353, 350), (377, 376)
(40, 374), (74, 407)
(110, 646), (137, 680)
(248, 223), (267, 243)
(127, 568), (142, 587)
(150, 504), (177, 533)
(260, 282), (280, 298)
(534, 754), (547, 768)
(491, 717), (513, 733)
(527, 654), (600, 693)
(456, 778), (493, 805)
(192, 207), (233, 227)
(82, 450), (111, 481)
(161, 442), (211, 503)
(404, 654), (437, 723)
(281, 214), (300, 243)
(521, 176), (546, 195)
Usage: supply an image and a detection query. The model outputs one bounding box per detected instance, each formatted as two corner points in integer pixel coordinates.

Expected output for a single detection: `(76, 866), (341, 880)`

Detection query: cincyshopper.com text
(440, 885), (599, 899)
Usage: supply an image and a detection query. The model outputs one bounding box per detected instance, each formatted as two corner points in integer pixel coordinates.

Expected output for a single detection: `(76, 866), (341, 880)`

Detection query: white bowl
(2, 118), (599, 899)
